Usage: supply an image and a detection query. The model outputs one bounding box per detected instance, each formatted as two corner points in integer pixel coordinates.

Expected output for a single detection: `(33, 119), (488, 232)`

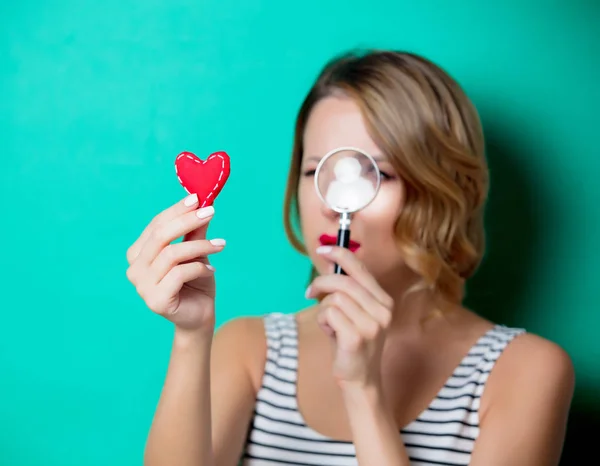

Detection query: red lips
(319, 234), (361, 252)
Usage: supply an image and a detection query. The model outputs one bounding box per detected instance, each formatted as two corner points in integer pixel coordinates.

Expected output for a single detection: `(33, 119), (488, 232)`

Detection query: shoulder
(214, 314), (267, 343)
(482, 330), (575, 419)
(471, 331), (575, 462)
(212, 314), (269, 392)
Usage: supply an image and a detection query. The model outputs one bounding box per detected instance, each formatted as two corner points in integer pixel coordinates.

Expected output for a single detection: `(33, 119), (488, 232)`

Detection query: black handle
(334, 227), (351, 275)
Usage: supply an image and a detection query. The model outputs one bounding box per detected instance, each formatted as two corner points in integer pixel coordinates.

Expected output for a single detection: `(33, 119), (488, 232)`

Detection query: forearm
(342, 385), (411, 466)
(144, 328), (215, 466)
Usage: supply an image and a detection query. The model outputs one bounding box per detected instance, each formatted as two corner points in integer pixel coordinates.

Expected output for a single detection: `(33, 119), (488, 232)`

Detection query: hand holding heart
(125, 150), (231, 334)
(306, 246), (394, 390)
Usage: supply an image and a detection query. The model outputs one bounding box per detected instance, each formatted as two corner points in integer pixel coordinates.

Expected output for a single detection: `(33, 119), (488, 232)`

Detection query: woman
(126, 50), (575, 466)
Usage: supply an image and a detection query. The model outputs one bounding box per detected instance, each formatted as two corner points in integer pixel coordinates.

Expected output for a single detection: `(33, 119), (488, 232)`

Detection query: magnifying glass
(314, 146), (381, 275)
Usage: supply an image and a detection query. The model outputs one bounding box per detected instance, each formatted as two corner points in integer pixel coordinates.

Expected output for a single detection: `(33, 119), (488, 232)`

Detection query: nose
(319, 199), (340, 222)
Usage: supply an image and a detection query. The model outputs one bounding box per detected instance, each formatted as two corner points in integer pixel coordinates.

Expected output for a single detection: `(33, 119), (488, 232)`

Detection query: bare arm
(211, 317), (265, 466)
(144, 318), (263, 466)
(144, 328), (214, 466)
(470, 333), (575, 465)
(342, 385), (411, 466)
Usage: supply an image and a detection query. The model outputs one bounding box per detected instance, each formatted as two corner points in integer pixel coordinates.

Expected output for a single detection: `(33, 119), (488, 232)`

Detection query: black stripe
(425, 405), (478, 414)
(265, 355), (297, 370)
(407, 455), (468, 466)
(259, 384), (296, 399)
(410, 417), (478, 428)
(267, 340), (298, 349)
(263, 367), (296, 385)
(449, 368), (491, 379)
(260, 384), (295, 398)
(243, 453), (323, 465)
(401, 429), (476, 441)
(253, 409), (305, 427)
(458, 354), (499, 369)
(443, 379), (485, 389)
(404, 441), (471, 454)
(435, 393), (479, 401)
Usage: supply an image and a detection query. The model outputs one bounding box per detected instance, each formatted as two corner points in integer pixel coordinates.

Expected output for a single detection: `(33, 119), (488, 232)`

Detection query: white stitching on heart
(175, 152), (226, 208)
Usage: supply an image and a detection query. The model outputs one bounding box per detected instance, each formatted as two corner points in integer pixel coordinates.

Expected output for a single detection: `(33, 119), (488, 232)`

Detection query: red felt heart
(175, 150), (231, 208)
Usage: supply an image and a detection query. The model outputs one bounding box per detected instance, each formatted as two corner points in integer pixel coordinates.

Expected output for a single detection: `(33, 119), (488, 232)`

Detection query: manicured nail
(184, 193), (198, 206)
(305, 286), (312, 299)
(316, 246), (333, 254)
(210, 238), (226, 247)
(206, 264), (215, 271)
(196, 206), (214, 219)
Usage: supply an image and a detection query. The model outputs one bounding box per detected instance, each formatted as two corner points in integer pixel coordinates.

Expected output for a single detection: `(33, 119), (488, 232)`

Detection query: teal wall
(1, 1), (598, 464)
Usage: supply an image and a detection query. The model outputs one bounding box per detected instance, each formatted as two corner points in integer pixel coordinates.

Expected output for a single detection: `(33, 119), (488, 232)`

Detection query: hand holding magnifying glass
(314, 147), (381, 274)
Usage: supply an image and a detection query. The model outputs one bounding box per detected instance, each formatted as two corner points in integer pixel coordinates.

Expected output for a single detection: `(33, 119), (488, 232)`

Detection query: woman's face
(298, 95), (406, 282)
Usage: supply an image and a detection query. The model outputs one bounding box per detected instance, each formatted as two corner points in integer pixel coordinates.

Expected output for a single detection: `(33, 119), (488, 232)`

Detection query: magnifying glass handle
(334, 212), (352, 275)
(334, 228), (350, 275)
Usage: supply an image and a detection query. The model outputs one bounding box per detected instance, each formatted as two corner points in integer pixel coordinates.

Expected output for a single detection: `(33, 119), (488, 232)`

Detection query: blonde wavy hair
(283, 50), (488, 305)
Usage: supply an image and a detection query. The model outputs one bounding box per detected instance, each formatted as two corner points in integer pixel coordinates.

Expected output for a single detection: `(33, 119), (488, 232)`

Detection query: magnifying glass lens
(315, 149), (379, 213)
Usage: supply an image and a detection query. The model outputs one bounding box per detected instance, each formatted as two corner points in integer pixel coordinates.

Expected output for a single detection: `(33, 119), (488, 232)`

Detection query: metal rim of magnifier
(313, 146), (382, 214)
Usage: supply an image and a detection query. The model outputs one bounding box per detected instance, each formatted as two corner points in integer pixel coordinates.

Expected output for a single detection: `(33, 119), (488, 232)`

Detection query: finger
(153, 262), (215, 314)
(316, 245), (393, 309)
(321, 293), (380, 339)
(324, 306), (362, 352)
(316, 310), (335, 338)
(135, 206), (215, 268)
(127, 193), (200, 264)
(149, 239), (226, 283)
(308, 275), (391, 329)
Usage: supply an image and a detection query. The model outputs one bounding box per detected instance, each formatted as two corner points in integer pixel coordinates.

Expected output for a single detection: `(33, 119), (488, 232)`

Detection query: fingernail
(305, 286), (312, 299)
(210, 238), (226, 247)
(184, 193), (198, 206)
(316, 246), (332, 254)
(206, 264), (215, 271)
(196, 206), (214, 219)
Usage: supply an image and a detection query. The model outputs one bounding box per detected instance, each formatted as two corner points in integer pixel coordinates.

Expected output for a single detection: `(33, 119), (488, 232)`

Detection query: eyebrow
(304, 154), (388, 163)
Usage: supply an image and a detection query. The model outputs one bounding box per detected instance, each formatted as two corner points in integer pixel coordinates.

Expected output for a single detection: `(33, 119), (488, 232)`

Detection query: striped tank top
(241, 312), (525, 466)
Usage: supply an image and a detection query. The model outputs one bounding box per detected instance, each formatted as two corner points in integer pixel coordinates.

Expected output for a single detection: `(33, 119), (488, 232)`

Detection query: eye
(365, 165), (394, 181)
(302, 169), (316, 177)
(380, 171), (394, 180)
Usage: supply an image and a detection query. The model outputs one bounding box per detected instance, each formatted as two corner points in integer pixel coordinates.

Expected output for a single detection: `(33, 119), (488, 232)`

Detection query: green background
(1, 1), (598, 464)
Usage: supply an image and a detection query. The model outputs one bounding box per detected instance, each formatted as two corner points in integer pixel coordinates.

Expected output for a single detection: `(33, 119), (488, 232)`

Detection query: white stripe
(401, 432), (475, 451)
(437, 380), (485, 398)
(405, 419), (479, 438)
(266, 327), (297, 338)
(262, 374), (296, 396)
(245, 443), (358, 466)
(265, 361), (296, 382)
(258, 387), (298, 410)
(281, 346), (298, 357)
(275, 356), (298, 370)
(253, 413), (332, 441)
(250, 428), (356, 456)
(405, 444), (471, 465)
(255, 399), (305, 425)
(418, 407), (479, 425)
(428, 395), (480, 411)
(445, 370), (489, 387)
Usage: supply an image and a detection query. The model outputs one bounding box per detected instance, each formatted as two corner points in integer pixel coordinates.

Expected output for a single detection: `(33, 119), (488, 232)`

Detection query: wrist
(173, 325), (214, 350)
(340, 381), (386, 411)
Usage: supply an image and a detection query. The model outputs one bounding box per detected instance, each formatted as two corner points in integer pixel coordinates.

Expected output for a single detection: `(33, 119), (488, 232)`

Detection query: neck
(378, 269), (457, 332)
